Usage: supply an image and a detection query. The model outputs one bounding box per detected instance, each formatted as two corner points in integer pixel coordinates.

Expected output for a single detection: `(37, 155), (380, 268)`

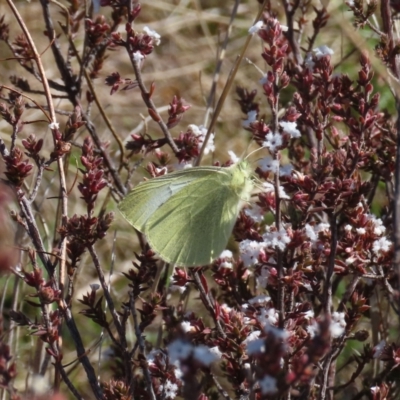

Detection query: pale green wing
(118, 167), (223, 232)
(145, 169), (242, 266)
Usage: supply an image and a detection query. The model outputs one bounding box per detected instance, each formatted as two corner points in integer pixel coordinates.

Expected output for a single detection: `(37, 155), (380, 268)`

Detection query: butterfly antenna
(245, 145), (265, 161)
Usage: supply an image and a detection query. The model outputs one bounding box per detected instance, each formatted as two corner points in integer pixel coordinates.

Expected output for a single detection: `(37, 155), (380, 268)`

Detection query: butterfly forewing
(145, 168), (241, 266)
(118, 167), (222, 231)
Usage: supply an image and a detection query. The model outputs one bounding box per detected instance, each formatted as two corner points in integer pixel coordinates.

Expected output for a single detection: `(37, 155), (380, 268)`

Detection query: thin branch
(129, 291), (156, 400)
(196, 0), (269, 165)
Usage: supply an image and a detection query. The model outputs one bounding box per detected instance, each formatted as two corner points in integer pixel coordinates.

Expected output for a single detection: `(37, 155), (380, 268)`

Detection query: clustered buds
(4, 148), (33, 188)
(105, 72), (137, 95)
(59, 137), (112, 269)
(0, 95), (25, 133)
(166, 96), (191, 129)
(85, 16), (111, 48)
(79, 137), (108, 213)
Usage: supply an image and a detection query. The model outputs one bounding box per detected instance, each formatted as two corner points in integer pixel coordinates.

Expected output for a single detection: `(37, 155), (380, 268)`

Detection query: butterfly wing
(118, 167), (223, 232)
(145, 168), (242, 266)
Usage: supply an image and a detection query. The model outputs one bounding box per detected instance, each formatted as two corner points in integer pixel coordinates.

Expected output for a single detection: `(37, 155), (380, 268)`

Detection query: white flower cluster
(304, 223), (330, 243)
(330, 311), (346, 338)
(167, 339), (220, 366)
(147, 350), (183, 397)
(242, 110), (258, 128)
(263, 132), (283, 153)
(188, 124), (215, 156)
(244, 204), (265, 223)
(280, 121), (301, 138)
(239, 225), (291, 267)
(262, 182), (290, 199)
(218, 250), (234, 269)
(258, 156), (294, 178)
(313, 45), (334, 59)
(159, 380), (178, 399)
(143, 26), (161, 46)
(261, 120), (301, 153)
(345, 213), (392, 257)
(263, 226), (291, 251)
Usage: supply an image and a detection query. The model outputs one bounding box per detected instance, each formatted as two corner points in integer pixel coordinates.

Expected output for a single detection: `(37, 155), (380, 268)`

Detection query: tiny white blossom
(280, 121), (301, 138)
(279, 164), (293, 177)
(244, 204), (265, 223)
(219, 250), (233, 259)
(221, 303), (232, 313)
(344, 224), (353, 232)
(305, 223), (330, 242)
(262, 132), (283, 153)
(209, 346), (223, 359)
(258, 156), (279, 173)
(303, 310), (315, 320)
(247, 338), (266, 355)
(249, 294), (271, 305)
(143, 26), (161, 46)
(172, 360), (183, 380)
(345, 255), (357, 266)
(305, 224), (317, 242)
(28, 375), (50, 395)
(263, 227), (291, 251)
(373, 340), (386, 359)
(228, 150), (240, 164)
(258, 309), (280, 328)
(280, 24), (289, 32)
(242, 110), (258, 128)
(256, 265), (270, 288)
(220, 261), (233, 269)
(161, 380), (178, 399)
(262, 182), (290, 199)
(133, 51), (144, 62)
(249, 21), (263, 35)
(313, 45), (334, 59)
(180, 321), (192, 333)
(367, 215), (386, 235)
(174, 162), (193, 170)
(169, 285), (187, 294)
(356, 227), (366, 235)
(307, 320), (319, 338)
(243, 363), (251, 371)
(239, 240), (265, 267)
(330, 312), (346, 338)
(264, 321), (288, 340)
(218, 250), (233, 268)
(347, 0), (355, 7)
(193, 345), (218, 366)
(372, 237), (392, 255)
(259, 375), (278, 395)
(316, 223), (330, 231)
(370, 386), (379, 395)
(243, 330), (261, 345)
(218, 252), (233, 268)
(189, 124), (215, 155)
(304, 52), (315, 70)
(168, 340), (193, 363)
(48, 121), (59, 130)
(147, 350), (159, 366)
(155, 166), (168, 175)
